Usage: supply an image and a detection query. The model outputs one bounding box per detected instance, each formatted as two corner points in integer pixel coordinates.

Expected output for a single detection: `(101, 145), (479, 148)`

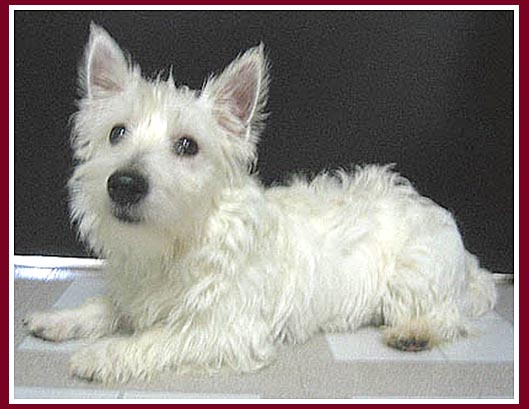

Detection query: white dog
(24, 24), (497, 384)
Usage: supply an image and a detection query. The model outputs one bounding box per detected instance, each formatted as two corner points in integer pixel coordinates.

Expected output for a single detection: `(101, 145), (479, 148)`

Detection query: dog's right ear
(81, 23), (129, 98)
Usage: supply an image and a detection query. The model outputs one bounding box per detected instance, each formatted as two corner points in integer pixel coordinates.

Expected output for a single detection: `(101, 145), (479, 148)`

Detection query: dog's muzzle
(107, 170), (149, 223)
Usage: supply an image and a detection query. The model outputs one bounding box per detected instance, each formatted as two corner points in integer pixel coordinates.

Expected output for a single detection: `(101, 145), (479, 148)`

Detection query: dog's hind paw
(383, 319), (437, 352)
(386, 336), (431, 352)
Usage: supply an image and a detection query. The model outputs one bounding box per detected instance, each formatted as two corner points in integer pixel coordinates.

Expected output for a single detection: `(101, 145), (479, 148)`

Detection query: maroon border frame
(7, 1), (520, 405)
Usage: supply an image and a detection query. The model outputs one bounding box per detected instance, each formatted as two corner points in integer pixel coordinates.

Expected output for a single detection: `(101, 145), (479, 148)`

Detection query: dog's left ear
(202, 44), (269, 139)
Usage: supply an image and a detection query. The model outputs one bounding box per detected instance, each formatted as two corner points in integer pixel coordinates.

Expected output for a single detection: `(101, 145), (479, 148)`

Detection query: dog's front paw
(23, 311), (80, 342)
(69, 340), (136, 384)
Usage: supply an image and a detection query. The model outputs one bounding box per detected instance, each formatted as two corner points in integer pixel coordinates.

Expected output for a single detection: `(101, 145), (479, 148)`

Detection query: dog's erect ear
(81, 23), (129, 98)
(202, 44), (269, 139)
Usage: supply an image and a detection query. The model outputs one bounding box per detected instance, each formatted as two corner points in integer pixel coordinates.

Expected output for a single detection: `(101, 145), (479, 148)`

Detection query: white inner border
(9, 4), (519, 405)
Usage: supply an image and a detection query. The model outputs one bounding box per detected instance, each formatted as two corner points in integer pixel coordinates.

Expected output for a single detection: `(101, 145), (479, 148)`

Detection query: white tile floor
(439, 316), (514, 363)
(13, 265), (515, 400)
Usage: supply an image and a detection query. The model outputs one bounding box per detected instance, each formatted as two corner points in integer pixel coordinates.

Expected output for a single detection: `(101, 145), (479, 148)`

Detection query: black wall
(14, 10), (514, 273)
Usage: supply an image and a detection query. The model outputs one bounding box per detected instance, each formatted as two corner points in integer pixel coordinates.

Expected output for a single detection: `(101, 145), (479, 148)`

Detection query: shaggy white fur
(24, 24), (497, 384)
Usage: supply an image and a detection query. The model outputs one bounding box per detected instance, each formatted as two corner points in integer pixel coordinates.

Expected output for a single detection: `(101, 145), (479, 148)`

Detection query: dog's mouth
(111, 206), (143, 224)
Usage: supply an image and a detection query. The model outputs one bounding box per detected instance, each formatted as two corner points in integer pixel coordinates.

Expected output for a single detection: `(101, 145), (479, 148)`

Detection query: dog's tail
(462, 251), (497, 318)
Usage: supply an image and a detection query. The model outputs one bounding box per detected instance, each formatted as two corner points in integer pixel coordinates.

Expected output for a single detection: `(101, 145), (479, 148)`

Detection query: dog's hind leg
(378, 210), (476, 351)
(23, 296), (120, 342)
(380, 265), (470, 352)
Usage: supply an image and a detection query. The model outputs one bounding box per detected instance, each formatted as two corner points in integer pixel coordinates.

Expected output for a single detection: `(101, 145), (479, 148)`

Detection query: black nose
(107, 170), (149, 206)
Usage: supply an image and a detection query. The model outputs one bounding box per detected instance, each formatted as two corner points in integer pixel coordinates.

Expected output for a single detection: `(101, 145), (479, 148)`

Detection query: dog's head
(69, 24), (269, 256)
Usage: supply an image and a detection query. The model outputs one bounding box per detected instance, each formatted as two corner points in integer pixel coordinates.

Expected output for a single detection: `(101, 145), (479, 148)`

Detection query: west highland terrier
(24, 24), (497, 384)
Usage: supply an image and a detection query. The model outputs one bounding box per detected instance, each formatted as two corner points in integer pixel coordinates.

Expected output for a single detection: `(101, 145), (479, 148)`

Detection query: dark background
(14, 11), (514, 273)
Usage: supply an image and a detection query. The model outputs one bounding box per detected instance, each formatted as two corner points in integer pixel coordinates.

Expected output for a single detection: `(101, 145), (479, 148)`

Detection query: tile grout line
(53, 278), (78, 308)
(297, 361), (309, 399)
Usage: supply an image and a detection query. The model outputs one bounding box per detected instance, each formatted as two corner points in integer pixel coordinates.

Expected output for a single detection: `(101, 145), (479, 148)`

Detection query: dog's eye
(174, 136), (199, 156)
(109, 125), (126, 145)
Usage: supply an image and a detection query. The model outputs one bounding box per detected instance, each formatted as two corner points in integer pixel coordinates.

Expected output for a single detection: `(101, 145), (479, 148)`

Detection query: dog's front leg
(69, 326), (165, 383)
(24, 296), (120, 342)
(69, 320), (274, 384)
